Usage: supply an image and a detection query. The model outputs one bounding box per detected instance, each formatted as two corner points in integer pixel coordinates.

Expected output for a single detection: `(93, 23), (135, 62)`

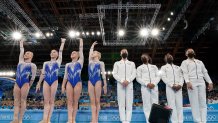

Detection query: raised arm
(77, 38), (84, 66)
(29, 64), (37, 87)
(57, 38), (66, 64)
(19, 40), (24, 63)
(89, 41), (97, 61)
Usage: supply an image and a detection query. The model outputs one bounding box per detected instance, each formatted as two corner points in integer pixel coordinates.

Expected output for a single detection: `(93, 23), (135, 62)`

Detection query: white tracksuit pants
(117, 82), (133, 122)
(187, 79), (207, 123)
(141, 86), (158, 123)
(166, 86), (183, 123)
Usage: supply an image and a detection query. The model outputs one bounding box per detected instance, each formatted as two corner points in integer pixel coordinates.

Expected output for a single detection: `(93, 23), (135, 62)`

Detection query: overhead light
(139, 28), (149, 37)
(50, 33), (53, 36)
(167, 18), (171, 21)
(118, 29), (125, 37)
(151, 28), (159, 36)
(12, 31), (22, 40)
(68, 30), (76, 38)
(107, 71), (111, 75)
(34, 32), (41, 38)
(82, 32), (85, 35)
(45, 32), (50, 37)
(96, 31), (101, 36)
(170, 12), (174, 16)
(91, 32), (95, 35)
(76, 32), (80, 36)
(162, 27), (165, 30)
(86, 32), (90, 36)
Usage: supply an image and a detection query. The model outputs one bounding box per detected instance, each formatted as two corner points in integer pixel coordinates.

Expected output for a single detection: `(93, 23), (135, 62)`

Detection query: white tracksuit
(161, 64), (184, 123)
(181, 58), (212, 123)
(136, 64), (160, 123)
(112, 59), (136, 123)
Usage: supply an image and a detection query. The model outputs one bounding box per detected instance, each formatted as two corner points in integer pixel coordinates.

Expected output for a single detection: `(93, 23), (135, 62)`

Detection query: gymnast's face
(50, 50), (58, 59)
(24, 51), (33, 60)
(71, 51), (79, 60)
(91, 51), (100, 59)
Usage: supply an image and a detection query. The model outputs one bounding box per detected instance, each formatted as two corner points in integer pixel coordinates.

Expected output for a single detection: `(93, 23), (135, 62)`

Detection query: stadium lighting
(68, 30), (76, 38)
(118, 29), (125, 37)
(45, 32), (50, 37)
(34, 32), (41, 38)
(96, 31), (101, 36)
(151, 28), (159, 36)
(170, 12), (174, 16)
(139, 28), (149, 37)
(76, 32), (80, 36)
(12, 31), (22, 40)
(107, 71), (111, 75)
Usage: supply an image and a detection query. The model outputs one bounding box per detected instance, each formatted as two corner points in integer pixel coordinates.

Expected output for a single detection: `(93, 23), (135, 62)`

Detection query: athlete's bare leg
(72, 82), (82, 123)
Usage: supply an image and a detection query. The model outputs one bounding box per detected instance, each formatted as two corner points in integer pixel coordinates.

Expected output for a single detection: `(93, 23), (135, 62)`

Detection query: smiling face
(24, 51), (33, 60)
(71, 51), (79, 60)
(91, 51), (101, 60)
(50, 49), (58, 59)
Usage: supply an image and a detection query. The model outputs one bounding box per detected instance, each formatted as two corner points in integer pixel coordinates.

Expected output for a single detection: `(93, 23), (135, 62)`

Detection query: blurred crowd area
(0, 80), (218, 110)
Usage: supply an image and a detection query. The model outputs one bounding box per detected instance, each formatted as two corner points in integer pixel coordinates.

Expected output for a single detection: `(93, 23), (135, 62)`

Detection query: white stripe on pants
(141, 86), (158, 123)
(166, 86), (183, 123)
(187, 79), (207, 123)
(117, 82), (133, 122)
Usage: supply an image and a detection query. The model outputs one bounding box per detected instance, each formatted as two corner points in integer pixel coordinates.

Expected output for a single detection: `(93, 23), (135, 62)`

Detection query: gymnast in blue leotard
(36, 38), (66, 123)
(61, 38), (84, 123)
(88, 41), (107, 123)
(11, 40), (37, 123)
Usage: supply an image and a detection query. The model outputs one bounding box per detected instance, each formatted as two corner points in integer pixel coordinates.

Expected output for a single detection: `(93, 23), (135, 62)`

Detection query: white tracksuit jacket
(181, 58), (212, 123)
(136, 63), (160, 123)
(161, 63), (184, 123)
(112, 59), (136, 123)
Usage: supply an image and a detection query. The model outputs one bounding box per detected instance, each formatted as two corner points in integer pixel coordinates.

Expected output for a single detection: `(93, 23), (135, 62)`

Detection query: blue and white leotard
(65, 62), (82, 87)
(64, 47), (84, 87)
(16, 46), (37, 88)
(88, 62), (103, 86)
(88, 48), (106, 86)
(43, 61), (60, 86)
(16, 62), (36, 88)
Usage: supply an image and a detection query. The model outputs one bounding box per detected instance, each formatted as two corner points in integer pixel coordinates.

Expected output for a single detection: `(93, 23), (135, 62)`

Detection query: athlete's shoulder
(114, 61), (120, 64)
(137, 64), (143, 69)
(161, 64), (167, 68)
(181, 59), (189, 64)
(31, 63), (37, 67)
